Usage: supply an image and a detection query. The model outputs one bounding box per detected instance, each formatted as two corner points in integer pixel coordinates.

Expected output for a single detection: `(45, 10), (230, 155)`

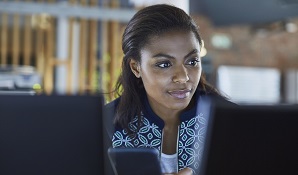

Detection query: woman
(105, 4), (228, 175)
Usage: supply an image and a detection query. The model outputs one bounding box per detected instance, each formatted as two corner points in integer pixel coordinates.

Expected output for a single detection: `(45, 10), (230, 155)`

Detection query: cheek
(141, 73), (169, 93)
(197, 70), (202, 81)
(142, 75), (165, 88)
(190, 68), (202, 81)
(141, 67), (169, 83)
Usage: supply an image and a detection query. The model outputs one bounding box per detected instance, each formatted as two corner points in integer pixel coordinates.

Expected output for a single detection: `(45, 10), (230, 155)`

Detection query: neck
(149, 102), (181, 126)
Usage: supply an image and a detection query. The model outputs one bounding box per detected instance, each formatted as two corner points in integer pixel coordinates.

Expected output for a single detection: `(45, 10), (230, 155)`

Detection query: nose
(172, 65), (189, 83)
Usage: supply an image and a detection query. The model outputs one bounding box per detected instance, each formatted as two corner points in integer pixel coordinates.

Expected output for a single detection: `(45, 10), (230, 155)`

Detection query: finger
(178, 167), (193, 175)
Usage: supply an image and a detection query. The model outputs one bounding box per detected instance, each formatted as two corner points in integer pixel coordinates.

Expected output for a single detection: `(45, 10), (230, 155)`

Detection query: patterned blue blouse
(108, 93), (212, 175)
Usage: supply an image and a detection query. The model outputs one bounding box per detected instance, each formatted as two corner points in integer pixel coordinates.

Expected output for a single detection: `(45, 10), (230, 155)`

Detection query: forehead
(141, 30), (200, 56)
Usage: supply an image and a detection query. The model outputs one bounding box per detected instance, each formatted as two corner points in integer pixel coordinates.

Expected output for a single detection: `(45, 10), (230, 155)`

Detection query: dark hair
(113, 4), (222, 133)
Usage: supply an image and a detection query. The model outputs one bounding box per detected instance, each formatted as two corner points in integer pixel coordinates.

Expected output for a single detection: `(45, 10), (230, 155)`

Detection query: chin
(168, 102), (190, 111)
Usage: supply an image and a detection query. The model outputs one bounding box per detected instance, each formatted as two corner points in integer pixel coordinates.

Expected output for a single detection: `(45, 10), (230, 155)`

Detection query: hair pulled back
(114, 4), (218, 132)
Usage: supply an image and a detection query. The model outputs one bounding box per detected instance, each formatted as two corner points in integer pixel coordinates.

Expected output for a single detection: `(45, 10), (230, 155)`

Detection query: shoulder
(212, 94), (237, 106)
(105, 97), (120, 108)
(104, 98), (120, 128)
(103, 97), (121, 140)
(198, 89), (236, 105)
(104, 97), (120, 115)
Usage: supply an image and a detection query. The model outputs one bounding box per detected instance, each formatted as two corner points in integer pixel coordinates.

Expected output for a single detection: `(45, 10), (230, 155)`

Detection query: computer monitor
(200, 99), (298, 175)
(0, 95), (105, 175)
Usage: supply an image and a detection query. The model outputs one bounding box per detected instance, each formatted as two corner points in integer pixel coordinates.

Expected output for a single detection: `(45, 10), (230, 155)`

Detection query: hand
(163, 167), (193, 175)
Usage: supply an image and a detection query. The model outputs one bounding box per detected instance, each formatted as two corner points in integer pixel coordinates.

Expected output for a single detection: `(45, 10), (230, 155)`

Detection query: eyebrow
(152, 49), (199, 59)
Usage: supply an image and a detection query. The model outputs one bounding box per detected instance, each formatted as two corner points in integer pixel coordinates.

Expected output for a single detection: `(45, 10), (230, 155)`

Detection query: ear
(129, 59), (141, 78)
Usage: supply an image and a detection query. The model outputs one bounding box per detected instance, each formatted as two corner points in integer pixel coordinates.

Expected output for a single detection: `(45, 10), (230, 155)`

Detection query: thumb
(178, 167), (193, 175)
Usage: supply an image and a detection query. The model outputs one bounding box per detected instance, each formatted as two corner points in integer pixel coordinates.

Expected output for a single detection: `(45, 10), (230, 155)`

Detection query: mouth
(168, 89), (191, 99)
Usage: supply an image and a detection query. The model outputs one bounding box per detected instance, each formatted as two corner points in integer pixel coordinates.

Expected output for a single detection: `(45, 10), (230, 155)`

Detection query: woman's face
(130, 30), (202, 116)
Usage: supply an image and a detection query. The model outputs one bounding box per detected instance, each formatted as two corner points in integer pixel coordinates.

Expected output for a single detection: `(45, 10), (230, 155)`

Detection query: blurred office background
(0, 0), (298, 104)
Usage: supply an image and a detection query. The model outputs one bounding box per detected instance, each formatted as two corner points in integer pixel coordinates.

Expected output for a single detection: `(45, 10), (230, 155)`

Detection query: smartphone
(107, 147), (162, 175)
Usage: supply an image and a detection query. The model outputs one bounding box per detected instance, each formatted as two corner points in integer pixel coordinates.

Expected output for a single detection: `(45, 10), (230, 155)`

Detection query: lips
(168, 89), (191, 99)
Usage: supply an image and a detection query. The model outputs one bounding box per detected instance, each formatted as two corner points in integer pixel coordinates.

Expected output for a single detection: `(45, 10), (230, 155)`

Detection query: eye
(156, 61), (172, 68)
(187, 58), (200, 66)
